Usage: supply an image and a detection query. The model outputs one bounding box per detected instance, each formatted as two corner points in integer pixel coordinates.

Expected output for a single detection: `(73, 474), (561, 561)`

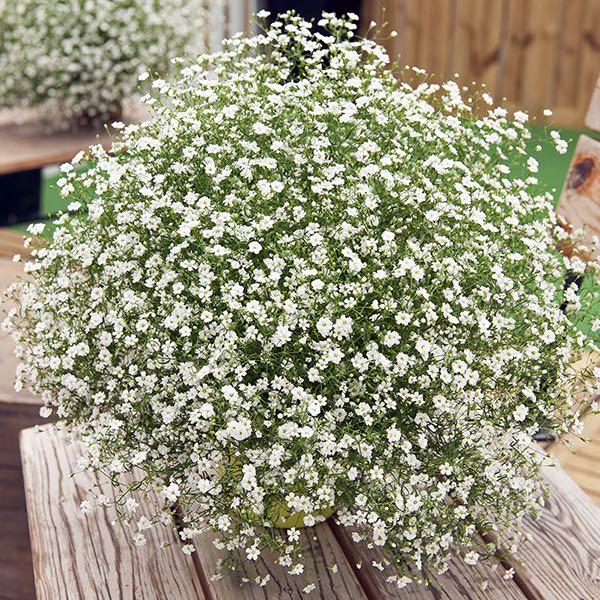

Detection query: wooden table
(0, 104), (148, 225)
(0, 104), (148, 176)
(20, 426), (600, 599)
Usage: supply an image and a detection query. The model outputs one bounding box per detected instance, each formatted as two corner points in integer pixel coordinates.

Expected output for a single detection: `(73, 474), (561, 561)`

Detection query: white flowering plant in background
(6, 11), (600, 590)
(0, 0), (208, 127)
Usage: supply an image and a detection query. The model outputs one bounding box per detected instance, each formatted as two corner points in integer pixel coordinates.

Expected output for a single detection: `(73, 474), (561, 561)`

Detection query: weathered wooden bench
(20, 425), (600, 599)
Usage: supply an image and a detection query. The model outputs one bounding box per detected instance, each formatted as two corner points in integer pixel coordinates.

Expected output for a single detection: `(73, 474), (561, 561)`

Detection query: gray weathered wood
(192, 522), (368, 599)
(514, 462), (600, 600)
(20, 426), (206, 600)
(329, 522), (526, 599)
(20, 425), (600, 599)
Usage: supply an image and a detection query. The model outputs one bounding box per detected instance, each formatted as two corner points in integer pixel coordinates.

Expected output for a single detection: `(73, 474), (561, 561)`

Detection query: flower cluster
(0, 0), (208, 126)
(6, 11), (600, 589)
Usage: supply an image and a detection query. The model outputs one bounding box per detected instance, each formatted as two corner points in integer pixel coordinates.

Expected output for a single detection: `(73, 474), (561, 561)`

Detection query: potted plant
(0, 0), (208, 128)
(5, 11), (600, 590)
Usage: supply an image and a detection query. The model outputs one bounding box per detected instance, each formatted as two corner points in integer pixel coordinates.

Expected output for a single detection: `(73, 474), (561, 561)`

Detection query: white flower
(225, 418), (252, 441)
(383, 331), (400, 347)
(415, 338), (431, 358)
(513, 405), (529, 422)
(161, 483), (181, 503)
(248, 241), (262, 254)
(387, 426), (401, 443)
(527, 157), (539, 173)
(316, 317), (333, 337)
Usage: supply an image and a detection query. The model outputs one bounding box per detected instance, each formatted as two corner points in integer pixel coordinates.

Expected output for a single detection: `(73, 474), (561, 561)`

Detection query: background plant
(0, 0), (208, 126)
(5, 11), (600, 590)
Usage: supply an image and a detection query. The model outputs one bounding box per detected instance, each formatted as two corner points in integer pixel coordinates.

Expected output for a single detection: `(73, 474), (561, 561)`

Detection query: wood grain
(551, 412), (600, 505)
(554, 0), (587, 108)
(370, 0), (600, 127)
(0, 229), (29, 259)
(329, 522), (526, 599)
(586, 74), (600, 132)
(0, 402), (43, 468)
(0, 102), (148, 176)
(192, 522), (368, 599)
(20, 426), (206, 600)
(556, 134), (600, 260)
(578, 0), (600, 125)
(511, 462), (600, 600)
(452, 0), (503, 91)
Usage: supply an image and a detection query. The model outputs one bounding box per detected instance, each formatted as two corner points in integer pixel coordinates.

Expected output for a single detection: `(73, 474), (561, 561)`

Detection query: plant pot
(267, 501), (335, 529)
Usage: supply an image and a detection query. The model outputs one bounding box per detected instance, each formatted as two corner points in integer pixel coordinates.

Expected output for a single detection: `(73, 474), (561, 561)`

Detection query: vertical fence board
(586, 74), (600, 132)
(452, 0), (473, 80)
(521, 0), (561, 112)
(403, 0), (425, 69)
(501, 0), (531, 102)
(422, 0), (453, 78)
(554, 0), (586, 107)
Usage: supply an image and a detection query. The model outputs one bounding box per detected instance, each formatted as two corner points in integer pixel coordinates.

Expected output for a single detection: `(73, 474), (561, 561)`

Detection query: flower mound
(6, 12), (600, 588)
(0, 0), (206, 125)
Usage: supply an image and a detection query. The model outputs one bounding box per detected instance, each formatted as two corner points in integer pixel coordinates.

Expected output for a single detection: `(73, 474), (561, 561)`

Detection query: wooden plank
(551, 412), (600, 505)
(451, 0), (473, 80)
(554, 0), (586, 108)
(329, 522), (526, 599)
(243, 0), (253, 35)
(422, 0), (453, 79)
(0, 258), (38, 405)
(586, 73), (600, 132)
(520, 0), (561, 114)
(452, 0), (503, 92)
(0, 103), (148, 175)
(0, 229), (29, 259)
(512, 462), (600, 599)
(20, 426), (205, 600)
(192, 522), (368, 599)
(386, 0), (404, 62)
(556, 134), (600, 260)
(0, 403), (42, 468)
(500, 0), (531, 103)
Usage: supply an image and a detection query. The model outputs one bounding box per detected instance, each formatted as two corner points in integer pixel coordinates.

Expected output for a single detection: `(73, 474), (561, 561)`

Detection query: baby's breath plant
(6, 11), (600, 590)
(0, 0), (207, 127)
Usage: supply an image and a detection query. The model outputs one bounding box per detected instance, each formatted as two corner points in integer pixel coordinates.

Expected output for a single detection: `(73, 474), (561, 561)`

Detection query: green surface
(526, 126), (585, 206)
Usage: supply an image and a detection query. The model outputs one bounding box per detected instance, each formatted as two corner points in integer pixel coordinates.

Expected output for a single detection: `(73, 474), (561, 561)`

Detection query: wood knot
(567, 152), (600, 195)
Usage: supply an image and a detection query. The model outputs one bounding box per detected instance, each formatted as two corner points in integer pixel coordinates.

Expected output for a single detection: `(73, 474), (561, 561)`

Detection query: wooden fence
(362, 0), (600, 127)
